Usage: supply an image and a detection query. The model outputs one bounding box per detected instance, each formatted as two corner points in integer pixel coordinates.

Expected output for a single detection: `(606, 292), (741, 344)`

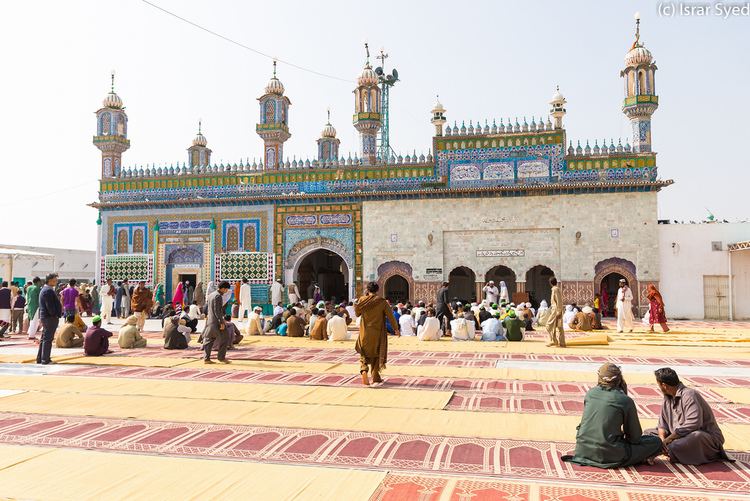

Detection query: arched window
(370, 88), (378, 113)
(116, 229), (129, 254)
(226, 226), (239, 252)
(116, 114), (126, 136)
(243, 226), (256, 252)
(638, 71), (645, 95)
(266, 147), (276, 168)
(100, 112), (111, 135)
(322, 142), (330, 160)
(132, 229), (144, 253)
(265, 100), (275, 123)
(103, 158), (112, 177)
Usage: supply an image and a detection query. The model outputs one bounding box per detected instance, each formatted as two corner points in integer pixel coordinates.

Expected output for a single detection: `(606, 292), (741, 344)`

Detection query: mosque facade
(91, 18), (670, 313)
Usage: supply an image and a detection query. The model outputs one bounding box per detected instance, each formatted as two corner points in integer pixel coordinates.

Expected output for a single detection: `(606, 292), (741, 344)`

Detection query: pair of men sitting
(563, 365), (732, 468)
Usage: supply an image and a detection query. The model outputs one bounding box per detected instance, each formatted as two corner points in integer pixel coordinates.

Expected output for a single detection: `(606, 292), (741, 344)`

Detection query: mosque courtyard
(0, 318), (748, 500)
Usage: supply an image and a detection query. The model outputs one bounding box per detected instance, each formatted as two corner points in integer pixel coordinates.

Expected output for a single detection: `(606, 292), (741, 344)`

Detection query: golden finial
(364, 42), (370, 66)
(198, 119), (202, 134)
(110, 70), (115, 93)
(634, 12), (641, 47)
(272, 59), (277, 78)
(326, 107), (331, 124)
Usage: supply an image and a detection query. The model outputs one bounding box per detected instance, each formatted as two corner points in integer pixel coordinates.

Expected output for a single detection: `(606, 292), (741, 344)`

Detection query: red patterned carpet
(1, 412), (748, 496)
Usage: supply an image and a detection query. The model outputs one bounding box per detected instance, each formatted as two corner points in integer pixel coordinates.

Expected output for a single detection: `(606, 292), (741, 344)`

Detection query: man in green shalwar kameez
(562, 363), (662, 468)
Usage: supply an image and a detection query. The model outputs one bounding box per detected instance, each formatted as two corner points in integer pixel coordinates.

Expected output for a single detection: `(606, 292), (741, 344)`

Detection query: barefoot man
(354, 282), (399, 386)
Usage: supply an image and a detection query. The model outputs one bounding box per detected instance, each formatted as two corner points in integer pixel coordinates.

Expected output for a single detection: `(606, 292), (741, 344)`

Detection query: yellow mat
(0, 444), (53, 470)
(0, 445), (385, 501)
(0, 374), (453, 411)
(1, 390), (747, 450)
(565, 333), (609, 346)
(713, 387), (750, 405)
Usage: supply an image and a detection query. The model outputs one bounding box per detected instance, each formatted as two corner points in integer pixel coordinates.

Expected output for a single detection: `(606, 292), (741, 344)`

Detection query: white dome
(431, 97), (445, 113)
(265, 76), (285, 96)
(103, 91), (123, 109)
(192, 131), (207, 147)
(321, 121), (336, 139)
(625, 44), (653, 66)
(357, 64), (378, 87)
(550, 86), (565, 104)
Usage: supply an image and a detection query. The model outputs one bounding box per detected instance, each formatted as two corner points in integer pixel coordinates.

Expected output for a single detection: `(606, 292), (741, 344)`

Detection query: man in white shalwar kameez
(616, 278), (634, 333)
(238, 278), (252, 321)
(270, 280), (283, 307)
(483, 281), (499, 305)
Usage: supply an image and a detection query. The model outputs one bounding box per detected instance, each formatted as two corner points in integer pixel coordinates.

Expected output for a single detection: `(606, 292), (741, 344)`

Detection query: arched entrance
(600, 272), (625, 317)
(525, 265), (555, 308)
(166, 245), (203, 299)
(295, 249), (349, 303)
(385, 275), (409, 304)
(594, 257), (638, 316)
(485, 265), (516, 301)
(448, 266), (476, 303)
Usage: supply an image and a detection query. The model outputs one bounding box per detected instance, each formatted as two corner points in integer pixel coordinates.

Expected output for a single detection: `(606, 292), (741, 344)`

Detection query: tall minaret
(317, 110), (340, 162)
(549, 86), (567, 130)
(93, 72), (129, 178)
(430, 96), (446, 137)
(621, 12), (658, 153)
(352, 43), (382, 164)
(188, 120), (211, 168)
(256, 60), (291, 168)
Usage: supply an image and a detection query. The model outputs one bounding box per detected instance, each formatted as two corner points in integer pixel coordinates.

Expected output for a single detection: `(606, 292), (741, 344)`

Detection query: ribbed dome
(321, 121), (336, 138)
(192, 131), (207, 147)
(357, 64), (378, 87)
(265, 76), (285, 95)
(625, 44), (653, 66)
(103, 91), (123, 109)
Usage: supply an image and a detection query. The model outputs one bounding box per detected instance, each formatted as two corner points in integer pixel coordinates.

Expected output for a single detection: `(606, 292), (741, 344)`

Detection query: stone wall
(362, 192), (659, 305)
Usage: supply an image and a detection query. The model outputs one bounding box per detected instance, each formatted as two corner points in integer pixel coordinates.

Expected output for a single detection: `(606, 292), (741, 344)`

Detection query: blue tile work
(283, 227), (354, 269)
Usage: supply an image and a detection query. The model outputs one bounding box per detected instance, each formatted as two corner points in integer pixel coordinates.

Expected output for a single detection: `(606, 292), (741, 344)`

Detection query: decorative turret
(188, 120), (212, 168)
(353, 43), (382, 164)
(549, 86), (566, 129)
(256, 60), (291, 169)
(621, 12), (658, 152)
(430, 96), (446, 137)
(317, 110), (340, 162)
(93, 72), (129, 178)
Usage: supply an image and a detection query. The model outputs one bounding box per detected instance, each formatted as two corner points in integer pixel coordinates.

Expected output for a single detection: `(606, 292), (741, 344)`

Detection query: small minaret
(188, 120), (211, 168)
(256, 60), (291, 169)
(549, 86), (567, 130)
(352, 43), (382, 164)
(93, 72), (129, 178)
(621, 12), (658, 153)
(431, 95), (446, 136)
(317, 109), (340, 162)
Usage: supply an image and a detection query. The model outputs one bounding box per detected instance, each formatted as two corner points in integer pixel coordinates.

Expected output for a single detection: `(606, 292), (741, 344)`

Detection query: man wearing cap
(562, 363), (662, 468)
(202, 281), (232, 364)
(245, 306), (264, 336)
(83, 316), (113, 356)
(502, 309), (525, 341)
(482, 281), (499, 305)
(616, 278), (634, 333)
(545, 277), (566, 348)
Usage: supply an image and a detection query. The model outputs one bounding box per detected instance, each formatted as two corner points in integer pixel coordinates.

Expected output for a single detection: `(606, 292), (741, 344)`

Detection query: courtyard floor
(0, 318), (748, 500)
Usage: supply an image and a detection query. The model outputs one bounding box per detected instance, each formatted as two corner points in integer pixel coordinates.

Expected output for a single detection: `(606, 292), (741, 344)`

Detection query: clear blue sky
(1, 0), (747, 250)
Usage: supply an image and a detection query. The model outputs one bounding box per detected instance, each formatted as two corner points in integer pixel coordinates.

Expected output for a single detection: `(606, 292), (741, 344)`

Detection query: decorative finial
(198, 119), (202, 134)
(634, 12), (641, 46)
(326, 107), (331, 124)
(272, 59), (277, 78)
(110, 70), (115, 93)
(364, 42), (370, 66)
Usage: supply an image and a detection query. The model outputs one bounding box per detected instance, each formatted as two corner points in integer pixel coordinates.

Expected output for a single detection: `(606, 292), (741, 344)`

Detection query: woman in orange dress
(646, 284), (669, 333)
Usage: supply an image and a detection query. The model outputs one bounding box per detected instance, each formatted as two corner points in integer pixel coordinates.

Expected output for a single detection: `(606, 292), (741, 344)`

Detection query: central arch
(448, 266), (476, 303)
(290, 247), (351, 303)
(525, 265), (555, 307)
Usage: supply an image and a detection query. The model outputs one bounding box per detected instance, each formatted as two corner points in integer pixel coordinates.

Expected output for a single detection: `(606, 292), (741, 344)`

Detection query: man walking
(545, 277), (566, 348)
(202, 281), (231, 364)
(616, 278), (634, 333)
(238, 278), (252, 320)
(100, 278), (115, 324)
(26, 277), (42, 340)
(435, 281), (452, 335)
(131, 281), (153, 332)
(37, 273), (62, 365)
(61, 279), (80, 318)
(354, 282), (400, 386)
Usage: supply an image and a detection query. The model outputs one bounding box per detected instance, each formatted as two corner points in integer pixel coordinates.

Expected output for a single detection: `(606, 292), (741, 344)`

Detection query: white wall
(0, 245), (95, 284)
(658, 223), (750, 319)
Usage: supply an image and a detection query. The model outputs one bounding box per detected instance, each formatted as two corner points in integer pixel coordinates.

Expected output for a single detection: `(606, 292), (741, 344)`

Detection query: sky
(1, 0), (748, 251)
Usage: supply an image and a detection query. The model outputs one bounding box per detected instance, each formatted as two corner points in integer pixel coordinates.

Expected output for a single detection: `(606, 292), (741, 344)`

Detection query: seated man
(118, 315), (147, 349)
(55, 314), (84, 348)
(286, 311), (306, 337)
(480, 312), (505, 341)
(417, 308), (443, 341)
(398, 308), (416, 336)
(163, 315), (189, 350)
(245, 306), (264, 336)
(214, 314), (243, 350)
(646, 367), (732, 465)
(562, 363), (662, 468)
(569, 308), (594, 331)
(187, 301), (202, 320)
(309, 309), (328, 340)
(502, 310), (525, 341)
(326, 310), (349, 341)
(449, 307), (473, 341)
(477, 306), (492, 324)
(83, 316), (113, 356)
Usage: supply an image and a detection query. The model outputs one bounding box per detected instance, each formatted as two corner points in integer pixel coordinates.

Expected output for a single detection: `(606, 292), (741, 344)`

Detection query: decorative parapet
(728, 241), (750, 252)
(623, 94), (658, 107)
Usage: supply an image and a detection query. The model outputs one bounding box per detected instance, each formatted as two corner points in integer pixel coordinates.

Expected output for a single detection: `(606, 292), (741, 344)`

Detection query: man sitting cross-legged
(118, 315), (147, 349)
(55, 314), (84, 348)
(561, 363), (662, 468)
(646, 367), (733, 465)
(83, 316), (113, 356)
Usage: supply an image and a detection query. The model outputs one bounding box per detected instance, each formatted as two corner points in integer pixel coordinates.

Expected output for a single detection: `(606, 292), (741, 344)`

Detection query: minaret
(621, 12), (658, 153)
(317, 110), (340, 162)
(352, 43), (382, 164)
(188, 120), (211, 168)
(93, 72), (129, 178)
(256, 60), (291, 169)
(549, 86), (567, 130)
(430, 96), (446, 136)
